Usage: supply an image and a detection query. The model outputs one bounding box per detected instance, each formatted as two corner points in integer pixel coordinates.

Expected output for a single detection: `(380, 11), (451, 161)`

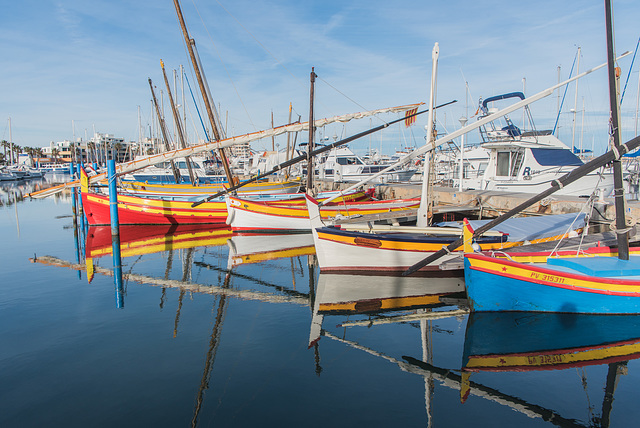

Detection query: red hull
(81, 192), (228, 225)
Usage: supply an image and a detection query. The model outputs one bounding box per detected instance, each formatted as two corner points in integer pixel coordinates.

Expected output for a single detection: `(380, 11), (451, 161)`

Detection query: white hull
(226, 194), (419, 233)
(313, 232), (460, 274)
(226, 199), (311, 232)
(477, 171), (614, 197)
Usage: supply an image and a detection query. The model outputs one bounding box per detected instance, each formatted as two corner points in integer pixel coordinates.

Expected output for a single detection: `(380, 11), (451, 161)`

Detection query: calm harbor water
(2, 177), (640, 427)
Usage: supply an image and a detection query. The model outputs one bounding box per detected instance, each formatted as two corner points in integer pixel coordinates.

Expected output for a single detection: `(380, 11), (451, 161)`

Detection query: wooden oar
(402, 134), (640, 276)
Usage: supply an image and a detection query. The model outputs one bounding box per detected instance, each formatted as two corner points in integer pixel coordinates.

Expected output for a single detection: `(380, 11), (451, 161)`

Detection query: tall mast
(605, 0), (629, 260)
(148, 78), (182, 184)
(306, 67), (316, 194)
(161, 60), (197, 185)
(417, 43), (439, 228)
(9, 117), (13, 165)
(572, 47), (581, 151)
(172, 0), (234, 184)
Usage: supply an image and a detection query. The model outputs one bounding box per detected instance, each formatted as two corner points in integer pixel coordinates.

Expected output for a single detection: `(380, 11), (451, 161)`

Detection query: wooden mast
(605, 0), (629, 260)
(148, 78), (182, 184)
(172, 0), (234, 184)
(160, 60), (197, 186)
(306, 67), (317, 194)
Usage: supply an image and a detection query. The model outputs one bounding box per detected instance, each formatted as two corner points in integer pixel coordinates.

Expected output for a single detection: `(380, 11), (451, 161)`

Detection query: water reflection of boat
(226, 232), (315, 268)
(85, 224), (232, 259)
(458, 311), (640, 426)
(310, 272), (466, 346)
(462, 312), (640, 373)
(315, 273), (465, 314)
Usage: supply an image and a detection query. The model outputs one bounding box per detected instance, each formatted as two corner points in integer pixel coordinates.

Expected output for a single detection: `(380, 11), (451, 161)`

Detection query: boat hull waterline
(464, 253), (640, 314)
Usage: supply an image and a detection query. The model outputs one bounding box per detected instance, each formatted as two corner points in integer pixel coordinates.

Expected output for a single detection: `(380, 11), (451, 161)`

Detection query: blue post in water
(72, 187), (82, 280)
(107, 160), (119, 236)
(107, 159), (124, 308)
(112, 233), (124, 308)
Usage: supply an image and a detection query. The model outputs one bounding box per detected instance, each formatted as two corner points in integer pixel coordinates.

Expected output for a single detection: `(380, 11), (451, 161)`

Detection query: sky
(1, 0), (639, 157)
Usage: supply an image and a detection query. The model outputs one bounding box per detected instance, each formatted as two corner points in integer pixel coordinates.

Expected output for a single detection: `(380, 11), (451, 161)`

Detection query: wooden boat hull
(82, 192), (228, 225)
(313, 227), (505, 275)
(464, 253), (640, 314)
(226, 195), (420, 232)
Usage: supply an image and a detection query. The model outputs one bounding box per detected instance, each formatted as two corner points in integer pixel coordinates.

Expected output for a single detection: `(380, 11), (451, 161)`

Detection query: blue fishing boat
(462, 2), (640, 314)
(464, 252), (640, 314)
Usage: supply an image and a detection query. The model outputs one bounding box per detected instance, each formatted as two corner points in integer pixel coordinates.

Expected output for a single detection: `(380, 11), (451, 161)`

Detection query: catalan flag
(404, 107), (418, 127)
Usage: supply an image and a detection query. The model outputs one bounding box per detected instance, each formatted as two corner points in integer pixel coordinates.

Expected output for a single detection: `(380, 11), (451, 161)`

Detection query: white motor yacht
(455, 92), (614, 198)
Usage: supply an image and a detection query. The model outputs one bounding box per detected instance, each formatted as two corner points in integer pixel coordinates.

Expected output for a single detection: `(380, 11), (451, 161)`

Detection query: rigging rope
(620, 36), (640, 105)
(552, 49), (579, 136)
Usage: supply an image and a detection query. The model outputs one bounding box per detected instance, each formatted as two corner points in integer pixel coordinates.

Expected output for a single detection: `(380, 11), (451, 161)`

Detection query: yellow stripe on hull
(466, 340), (640, 371)
(468, 256), (640, 295)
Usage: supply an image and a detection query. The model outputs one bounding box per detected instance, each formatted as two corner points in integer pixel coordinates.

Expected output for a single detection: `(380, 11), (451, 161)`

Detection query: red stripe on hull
(82, 193), (227, 225)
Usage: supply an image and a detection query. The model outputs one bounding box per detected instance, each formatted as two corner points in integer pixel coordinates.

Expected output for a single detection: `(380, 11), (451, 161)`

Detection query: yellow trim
(316, 229), (506, 253)
(319, 294), (443, 312)
(86, 194), (226, 218)
(231, 196), (419, 220)
(231, 245), (316, 265)
(466, 340), (640, 370)
(468, 256), (640, 294)
(88, 229), (232, 258)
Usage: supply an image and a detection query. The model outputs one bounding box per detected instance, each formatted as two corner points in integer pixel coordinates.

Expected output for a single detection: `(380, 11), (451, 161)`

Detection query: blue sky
(1, 0), (639, 156)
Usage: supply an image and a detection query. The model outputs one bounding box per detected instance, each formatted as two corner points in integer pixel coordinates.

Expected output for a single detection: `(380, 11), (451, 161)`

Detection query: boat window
(530, 148), (583, 166)
(496, 151), (523, 177)
(496, 152), (510, 176)
(337, 157), (362, 165)
(477, 162), (488, 175)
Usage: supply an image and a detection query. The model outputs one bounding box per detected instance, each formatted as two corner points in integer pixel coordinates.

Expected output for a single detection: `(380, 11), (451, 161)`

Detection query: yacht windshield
(531, 148), (582, 166)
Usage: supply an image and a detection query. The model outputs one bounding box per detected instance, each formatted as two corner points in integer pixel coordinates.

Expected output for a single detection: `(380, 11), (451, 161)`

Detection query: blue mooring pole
(107, 159), (124, 308)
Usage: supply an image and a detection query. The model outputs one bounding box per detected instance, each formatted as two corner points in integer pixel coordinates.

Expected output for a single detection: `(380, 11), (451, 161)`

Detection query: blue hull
(463, 257), (640, 314)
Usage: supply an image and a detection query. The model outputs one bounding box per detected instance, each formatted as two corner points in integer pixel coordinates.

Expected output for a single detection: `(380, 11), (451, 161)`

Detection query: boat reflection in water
(462, 312), (640, 374)
(457, 312), (640, 427)
(85, 224), (233, 262)
(309, 272), (467, 347)
(226, 232), (315, 269)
